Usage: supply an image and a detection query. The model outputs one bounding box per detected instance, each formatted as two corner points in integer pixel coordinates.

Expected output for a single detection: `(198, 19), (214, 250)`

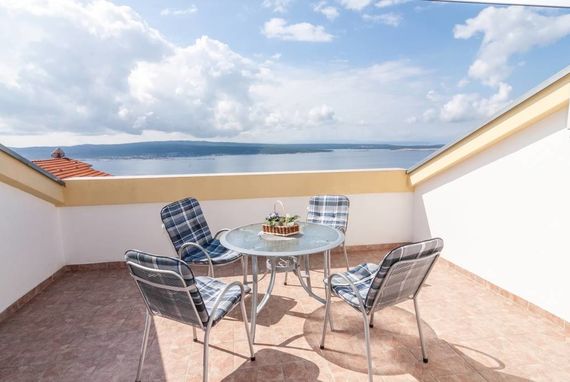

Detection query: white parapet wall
(60, 193), (413, 264)
(0, 182), (65, 312)
(413, 107), (570, 322)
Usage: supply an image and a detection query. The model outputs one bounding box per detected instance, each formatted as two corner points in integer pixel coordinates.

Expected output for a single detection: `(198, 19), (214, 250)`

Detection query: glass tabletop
(220, 222), (344, 257)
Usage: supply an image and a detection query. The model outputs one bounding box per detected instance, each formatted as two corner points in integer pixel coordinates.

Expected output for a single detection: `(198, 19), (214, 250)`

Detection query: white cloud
(262, 18), (333, 42)
(375, 0), (410, 8)
(454, 6), (570, 87)
(262, 0), (293, 13)
(0, 0), (457, 146)
(0, 0), (265, 139)
(338, 0), (371, 11)
(314, 2), (340, 21)
(126, 37), (264, 136)
(418, 6), (570, 125)
(308, 104), (336, 124)
(160, 6), (197, 16)
(362, 12), (402, 26)
(425, 90), (440, 102)
(247, 60), (438, 142)
(439, 82), (512, 122)
(457, 78), (469, 88)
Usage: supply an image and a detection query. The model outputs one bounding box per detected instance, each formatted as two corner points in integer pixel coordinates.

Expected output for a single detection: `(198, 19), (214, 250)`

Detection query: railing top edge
(64, 167), (408, 181)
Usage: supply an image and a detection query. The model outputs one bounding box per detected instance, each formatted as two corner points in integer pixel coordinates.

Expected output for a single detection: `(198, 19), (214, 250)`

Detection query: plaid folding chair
(307, 195), (350, 268)
(320, 238), (444, 382)
(125, 250), (255, 382)
(161, 197), (247, 282)
(285, 194), (350, 284)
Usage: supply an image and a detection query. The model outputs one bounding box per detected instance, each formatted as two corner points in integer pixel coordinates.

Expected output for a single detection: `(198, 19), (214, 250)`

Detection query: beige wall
(62, 169), (412, 206)
(0, 150), (65, 205)
(61, 193), (413, 264)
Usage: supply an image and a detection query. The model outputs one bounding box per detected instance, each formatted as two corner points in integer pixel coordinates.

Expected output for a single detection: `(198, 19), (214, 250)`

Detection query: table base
(249, 250), (332, 342)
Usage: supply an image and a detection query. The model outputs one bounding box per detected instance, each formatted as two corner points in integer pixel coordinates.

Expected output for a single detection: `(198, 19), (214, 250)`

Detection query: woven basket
(263, 200), (300, 236)
(262, 223), (300, 236)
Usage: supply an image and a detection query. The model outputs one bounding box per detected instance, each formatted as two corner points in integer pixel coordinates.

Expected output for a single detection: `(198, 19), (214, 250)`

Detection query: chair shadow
(225, 294), (298, 327)
(221, 348), (321, 381)
(303, 303), (534, 382)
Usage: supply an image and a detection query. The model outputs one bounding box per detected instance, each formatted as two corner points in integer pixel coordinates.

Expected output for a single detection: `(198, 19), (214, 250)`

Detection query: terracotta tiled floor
(0, 251), (569, 382)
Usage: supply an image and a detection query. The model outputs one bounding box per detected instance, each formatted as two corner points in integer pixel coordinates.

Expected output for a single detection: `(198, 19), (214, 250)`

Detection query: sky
(0, 0), (569, 147)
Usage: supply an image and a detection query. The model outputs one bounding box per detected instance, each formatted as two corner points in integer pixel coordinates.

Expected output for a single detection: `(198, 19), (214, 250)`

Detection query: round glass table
(220, 222), (344, 341)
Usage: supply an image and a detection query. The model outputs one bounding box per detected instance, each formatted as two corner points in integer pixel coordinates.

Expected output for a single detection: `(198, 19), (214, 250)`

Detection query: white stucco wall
(60, 193), (413, 264)
(0, 182), (65, 312)
(413, 107), (570, 322)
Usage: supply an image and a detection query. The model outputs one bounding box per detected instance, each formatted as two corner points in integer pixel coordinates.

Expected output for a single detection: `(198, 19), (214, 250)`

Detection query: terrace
(1, 67), (569, 381)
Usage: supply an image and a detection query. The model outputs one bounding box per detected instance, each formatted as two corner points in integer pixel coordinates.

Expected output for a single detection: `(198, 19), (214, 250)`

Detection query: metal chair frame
(284, 195), (351, 287)
(174, 227), (248, 284)
(162, 219), (249, 284)
(320, 253), (439, 382)
(127, 261), (255, 382)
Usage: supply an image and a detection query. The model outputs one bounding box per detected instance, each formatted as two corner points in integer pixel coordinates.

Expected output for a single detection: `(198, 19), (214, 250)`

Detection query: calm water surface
(87, 149), (435, 176)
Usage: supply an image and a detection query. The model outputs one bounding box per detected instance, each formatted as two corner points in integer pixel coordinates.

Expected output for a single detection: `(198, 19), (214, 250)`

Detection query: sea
(86, 148), (436, 176)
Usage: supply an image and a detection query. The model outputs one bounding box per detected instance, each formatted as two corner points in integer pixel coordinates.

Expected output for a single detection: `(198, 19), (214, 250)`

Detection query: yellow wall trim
(409, 74), (570, 186)
(0, 150), (65, 205)
(63, 169), (412, 206)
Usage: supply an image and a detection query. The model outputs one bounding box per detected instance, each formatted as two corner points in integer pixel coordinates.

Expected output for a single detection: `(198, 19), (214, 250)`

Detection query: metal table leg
(250, 256), (279, 342)
(250, 255), (258, 343)
(294, 254), (326, 304)
(256, 257), (278, 313)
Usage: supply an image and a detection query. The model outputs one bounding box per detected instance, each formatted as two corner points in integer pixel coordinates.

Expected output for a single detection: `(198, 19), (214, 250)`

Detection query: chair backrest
(161, 197), (213, 257)
(365, 238), (444, 311)
(307, 195), (350, 233)
(125, 250), (209, 327)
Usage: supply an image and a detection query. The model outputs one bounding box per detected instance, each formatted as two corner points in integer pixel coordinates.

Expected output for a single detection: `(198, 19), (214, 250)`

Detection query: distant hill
(11, 140), (443, 160)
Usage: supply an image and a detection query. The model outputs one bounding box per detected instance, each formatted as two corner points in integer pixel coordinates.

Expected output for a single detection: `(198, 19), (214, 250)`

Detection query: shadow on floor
(303, 303), (533, 382)
(221, 348), (320, 381)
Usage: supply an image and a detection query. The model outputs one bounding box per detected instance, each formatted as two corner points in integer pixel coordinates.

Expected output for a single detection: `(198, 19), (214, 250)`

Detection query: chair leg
(240, 297), (256, 361)
(342, 242), (350, 271)
(193, 326), (198, 342)
(135, 311), (152, 382)
(203, 326), (211, 382)
(320, 282), (332, 349)
(369, 310), (375, 328)
(284, 270), (288, 285)
(362, 312), (373, 382)
(414, 297), (429, 363)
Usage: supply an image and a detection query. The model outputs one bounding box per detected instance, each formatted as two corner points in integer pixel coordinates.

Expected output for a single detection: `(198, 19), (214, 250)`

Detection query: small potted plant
(262, 201), (300, 236)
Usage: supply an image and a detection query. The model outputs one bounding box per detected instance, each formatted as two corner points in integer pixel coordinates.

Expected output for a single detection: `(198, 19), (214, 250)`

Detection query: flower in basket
(265, 212), (300, 227)
(263, 200), (301, 236)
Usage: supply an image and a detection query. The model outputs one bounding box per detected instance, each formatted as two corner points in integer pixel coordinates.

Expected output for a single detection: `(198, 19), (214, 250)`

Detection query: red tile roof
(32, 158), (111, 179)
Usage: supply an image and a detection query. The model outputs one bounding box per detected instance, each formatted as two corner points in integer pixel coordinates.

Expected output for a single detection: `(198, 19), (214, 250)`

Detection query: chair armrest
(327, 272), (367, 311)
(205, 281), (245, 329)
(213, 228), (230, 240)
(178, 242), (214, 276)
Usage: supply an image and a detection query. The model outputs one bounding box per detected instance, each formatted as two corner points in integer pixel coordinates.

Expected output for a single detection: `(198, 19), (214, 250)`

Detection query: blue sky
(0, 0), (569, 147)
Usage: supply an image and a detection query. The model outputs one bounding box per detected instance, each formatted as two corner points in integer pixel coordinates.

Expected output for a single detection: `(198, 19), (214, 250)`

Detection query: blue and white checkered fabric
(125, 250), (209, 326)
(180, 239), (242, 265)
(329, 263), (379, 309)
(125, 250), (244, 327)
(161, 197), (241, 265)
(329, 239), (444, 312)
(161, 198), (212, 252)
(196, 276), (242, 325)
(307, 195), (350, 233)
(364, 238), (443, 310)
